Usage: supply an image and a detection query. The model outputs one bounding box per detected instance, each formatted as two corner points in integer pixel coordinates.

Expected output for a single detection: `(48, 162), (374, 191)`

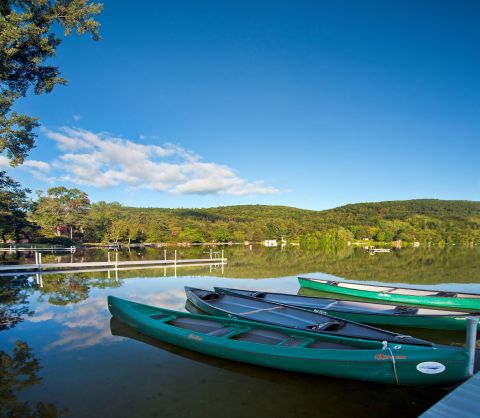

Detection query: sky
(2, 0), (479, 210)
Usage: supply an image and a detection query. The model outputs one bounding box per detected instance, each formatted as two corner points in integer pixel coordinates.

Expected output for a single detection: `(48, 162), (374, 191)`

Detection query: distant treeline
(1, 175), (479, 247)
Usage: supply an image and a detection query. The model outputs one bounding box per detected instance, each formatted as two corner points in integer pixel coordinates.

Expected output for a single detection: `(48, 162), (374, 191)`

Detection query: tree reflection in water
(0, 276), (34, 331)
(0, 340), (66, 417)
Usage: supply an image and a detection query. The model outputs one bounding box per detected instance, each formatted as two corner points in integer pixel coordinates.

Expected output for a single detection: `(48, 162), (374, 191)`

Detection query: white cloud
(40, 127), (280, 196)
(23, 159), (51, 172)
(0, 155), (10, 168)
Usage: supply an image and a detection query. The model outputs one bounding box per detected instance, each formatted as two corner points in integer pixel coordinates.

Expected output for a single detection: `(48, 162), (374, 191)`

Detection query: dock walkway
(0, 250), (226, 276)
(420, 372), (480, 418)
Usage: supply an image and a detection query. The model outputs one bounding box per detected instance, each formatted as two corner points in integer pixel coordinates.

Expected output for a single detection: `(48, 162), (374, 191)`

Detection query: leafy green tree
(106, 219), (129, 243)
(179, 227), (205, 243)
(1, 0), (103, 165)
(31, 186), (90, 240)
(0, 170), (33, 242)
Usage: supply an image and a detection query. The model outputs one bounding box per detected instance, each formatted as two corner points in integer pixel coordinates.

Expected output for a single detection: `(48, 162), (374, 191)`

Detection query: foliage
(0, 0), (103, 165)
(26, 193), (480, 246)
(32, 236), (73, 246)
(30, 186), (90, 239)
(0, 170), (34, 242)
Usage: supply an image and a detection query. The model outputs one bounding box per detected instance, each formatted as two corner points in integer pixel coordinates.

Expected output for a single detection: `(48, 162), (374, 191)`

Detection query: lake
(1, 245), (479, 417)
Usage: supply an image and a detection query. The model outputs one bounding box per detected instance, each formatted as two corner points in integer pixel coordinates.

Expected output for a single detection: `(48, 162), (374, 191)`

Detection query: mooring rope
(387, 346), (400, 385)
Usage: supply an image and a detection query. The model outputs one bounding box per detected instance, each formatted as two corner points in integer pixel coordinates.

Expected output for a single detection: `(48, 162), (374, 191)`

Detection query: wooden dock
(364, 246), (391, 253)
(0, 245), (76, 253)
(419, 372), (480, 418)
(0, 250), (226, 276)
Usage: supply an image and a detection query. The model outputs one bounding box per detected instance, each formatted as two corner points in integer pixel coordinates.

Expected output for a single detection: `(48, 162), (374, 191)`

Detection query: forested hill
(26, 193), (480, 246)
(100, 199), (479, 246)
(325, 199), (480, 222)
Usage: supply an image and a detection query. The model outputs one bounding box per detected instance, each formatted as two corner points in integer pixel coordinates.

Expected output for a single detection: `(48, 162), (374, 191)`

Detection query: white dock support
(221, 249), (225, 274)
(115, 251), (119, 269)
(466, 316), (478, 376)
(174, 250), (177, 277)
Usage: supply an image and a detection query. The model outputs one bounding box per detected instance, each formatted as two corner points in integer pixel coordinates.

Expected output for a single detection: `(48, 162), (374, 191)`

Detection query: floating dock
(0, 250), (226, 276)
(0, 245), (76, 253)
(420, 372), (480, 418)
(364, 246), (391, 253)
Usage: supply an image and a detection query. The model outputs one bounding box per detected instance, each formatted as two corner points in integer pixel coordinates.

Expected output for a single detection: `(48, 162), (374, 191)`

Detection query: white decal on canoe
(416, 362), (446, 374)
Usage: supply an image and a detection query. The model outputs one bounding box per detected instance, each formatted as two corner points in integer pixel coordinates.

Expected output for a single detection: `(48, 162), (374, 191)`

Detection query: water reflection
(0, 276), (34, 330)
(1, 246), (479, 417)
(2, 246), (480, 282)
(109, 318), (447, 418)
(0, 340), (66, 417)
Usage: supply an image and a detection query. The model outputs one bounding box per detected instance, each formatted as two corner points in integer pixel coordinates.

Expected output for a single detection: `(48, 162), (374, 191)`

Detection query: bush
(33, 237), (74, 246)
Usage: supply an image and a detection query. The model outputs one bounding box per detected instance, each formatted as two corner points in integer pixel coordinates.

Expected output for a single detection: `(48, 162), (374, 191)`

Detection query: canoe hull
(108, 296), (470, 386)
(298, 278), (480, 310)
(216, 287), (478, 330)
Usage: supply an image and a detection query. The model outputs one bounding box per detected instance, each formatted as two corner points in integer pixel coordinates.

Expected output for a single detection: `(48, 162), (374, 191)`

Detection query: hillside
(78, 199), (479, 246)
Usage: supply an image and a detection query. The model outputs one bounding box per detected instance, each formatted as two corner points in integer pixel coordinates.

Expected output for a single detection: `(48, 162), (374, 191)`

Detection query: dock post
(466, 316), (479, 376)
(38, 252), (42, 272)
(34, 251), (38, 266)
(115, 251), (118, 269)
(221, 249), (224, 274)
(108, 251), (111, 263)
(164, 249), (167, 263)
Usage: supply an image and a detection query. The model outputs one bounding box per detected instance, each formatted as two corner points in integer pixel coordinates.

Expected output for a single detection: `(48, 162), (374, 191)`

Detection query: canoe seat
(252, 292), (267, 299)
(308, 340), (362, 350)
(434, 291), (457, 298)
(167, 317), (225, 334)
(393, 306), (418, 315)
(306, 321), (344, 332)
(327, 281), (339, 286)
(207, 326), (239, 337)
(231, 329), (288, 345)
(277, 337), (312, 348)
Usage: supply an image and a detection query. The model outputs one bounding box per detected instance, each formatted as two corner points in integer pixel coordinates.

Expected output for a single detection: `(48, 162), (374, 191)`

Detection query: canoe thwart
(306, 321), (345, 332)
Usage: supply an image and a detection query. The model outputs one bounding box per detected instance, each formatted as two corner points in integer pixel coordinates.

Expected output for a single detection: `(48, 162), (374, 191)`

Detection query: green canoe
(298, 277), (480, 310)
(107, 295), (471, 385)
(215, 287), (480, 330)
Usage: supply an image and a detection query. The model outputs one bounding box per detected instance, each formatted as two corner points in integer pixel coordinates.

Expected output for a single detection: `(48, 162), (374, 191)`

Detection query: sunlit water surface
(1, 246), (479, 417)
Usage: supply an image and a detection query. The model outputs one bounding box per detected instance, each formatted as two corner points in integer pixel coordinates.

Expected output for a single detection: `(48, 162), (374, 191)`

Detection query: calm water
(1, 246), (480, 417)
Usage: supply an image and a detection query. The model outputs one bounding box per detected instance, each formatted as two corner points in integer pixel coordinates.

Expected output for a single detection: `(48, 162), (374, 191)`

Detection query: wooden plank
(419, 372), (480, 418)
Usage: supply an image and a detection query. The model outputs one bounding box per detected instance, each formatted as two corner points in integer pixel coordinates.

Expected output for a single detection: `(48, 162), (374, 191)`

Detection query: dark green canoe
(215, 287), (480, 330)
(298, 277), (480, 310)
(185, 287), (432, 346)
(107, 295), (470, 385)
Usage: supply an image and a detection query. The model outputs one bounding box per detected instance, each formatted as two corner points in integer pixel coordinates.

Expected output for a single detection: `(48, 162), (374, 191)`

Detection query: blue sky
(2, 0), (479, 209)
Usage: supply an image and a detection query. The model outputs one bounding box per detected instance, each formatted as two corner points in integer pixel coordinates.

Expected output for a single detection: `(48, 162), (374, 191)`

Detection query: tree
(0, 170), (33, 242)
(179, 227), (205, 243)
(1, 0), (103, 165)
(31, 186), (90, 240)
